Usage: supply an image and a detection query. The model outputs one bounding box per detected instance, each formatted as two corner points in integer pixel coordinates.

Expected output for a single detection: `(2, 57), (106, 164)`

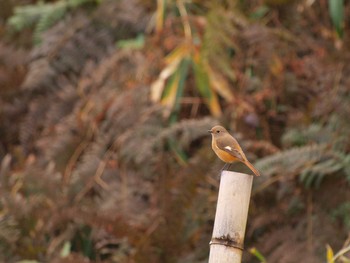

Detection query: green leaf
(60, 241), (71, 258)
(34, 2), (67, 44)
(7, 0), (99, 44)
(161, 58), (190, 120)
(164, 59), (191, 165)
(193, 59), (222, 117)
(328, 0), (344, 38)
(193, 60), (211, 98)
(161, 67), (181, 113)
(8, 3), (47, 32)
(250, 5), (270, 20)
(116, 34), (145, 50)
(171, 58), (191, 118)
(249, 247), (267, 262)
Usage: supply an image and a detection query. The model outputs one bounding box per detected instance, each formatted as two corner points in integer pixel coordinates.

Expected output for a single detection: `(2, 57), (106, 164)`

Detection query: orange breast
(212, 139), (238, 163)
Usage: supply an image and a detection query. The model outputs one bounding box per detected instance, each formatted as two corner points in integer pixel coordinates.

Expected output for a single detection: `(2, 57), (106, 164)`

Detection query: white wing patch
(224, 146), (232, 151)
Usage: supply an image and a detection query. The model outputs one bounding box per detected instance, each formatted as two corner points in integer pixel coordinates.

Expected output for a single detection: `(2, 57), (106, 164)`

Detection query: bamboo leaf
(156, 0), (167, 33)
(151, 43), (191, 103)
(151, 78), (166, 103)
(206, 63), (234, 102)
(193, 59), (211, 98)
(249, 247), (267, 262)
(161, 70), (181, 111)
(172, 58), (190, 113)
(193, 59), (222, 117)
(150, 55), (182, 102)
(326, 244), (335, 263)
(161, 58), (190, 118)
(164, 43), (191, 65)
(328, 0), (344, 38)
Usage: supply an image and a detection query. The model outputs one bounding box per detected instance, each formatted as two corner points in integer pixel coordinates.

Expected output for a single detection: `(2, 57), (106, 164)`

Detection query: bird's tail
(244, 160), (260, 176)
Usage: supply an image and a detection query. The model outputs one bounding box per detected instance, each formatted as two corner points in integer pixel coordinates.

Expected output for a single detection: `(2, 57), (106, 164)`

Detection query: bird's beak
(208, 130), (213, 134)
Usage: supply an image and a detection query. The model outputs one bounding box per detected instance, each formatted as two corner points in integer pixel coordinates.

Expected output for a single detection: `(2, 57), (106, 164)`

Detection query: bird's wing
(216, 138), (245, 161)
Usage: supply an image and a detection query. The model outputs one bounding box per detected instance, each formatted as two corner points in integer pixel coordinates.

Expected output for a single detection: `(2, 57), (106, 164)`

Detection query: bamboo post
(208, 170), (253, 263)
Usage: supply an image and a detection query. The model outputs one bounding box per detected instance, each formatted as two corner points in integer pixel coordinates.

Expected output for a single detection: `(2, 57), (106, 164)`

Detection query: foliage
(332, 202), (350, 230)
(151, 0), (236, 120)
(249, 247), (267, 262)
(0, 2), (217, 258)
(327, 242), (350, 263)
(256, 81), (350, 187)
(1, 0), (350, 262)
(328, 0), (345, 38)
(116, 34), (145, 50)
(7, 0), (99, 44)
(256, 143), (350, 189)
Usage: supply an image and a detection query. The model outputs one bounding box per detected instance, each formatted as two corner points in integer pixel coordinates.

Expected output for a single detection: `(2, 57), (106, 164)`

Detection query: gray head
(208, 125), (229, 138)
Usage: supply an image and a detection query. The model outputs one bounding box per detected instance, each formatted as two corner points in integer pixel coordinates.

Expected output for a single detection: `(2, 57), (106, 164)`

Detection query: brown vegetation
(0, 0), (350, 262)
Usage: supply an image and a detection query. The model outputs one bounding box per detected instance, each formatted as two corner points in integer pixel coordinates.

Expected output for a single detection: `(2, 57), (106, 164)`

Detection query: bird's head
(208, 125), (228, 138)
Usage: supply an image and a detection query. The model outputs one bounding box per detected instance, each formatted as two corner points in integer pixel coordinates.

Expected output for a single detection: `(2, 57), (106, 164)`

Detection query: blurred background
(0, 0), (350, 262)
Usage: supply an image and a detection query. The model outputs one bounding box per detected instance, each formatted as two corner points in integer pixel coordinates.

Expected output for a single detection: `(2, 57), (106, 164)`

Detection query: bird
(209, 125), (260, 176)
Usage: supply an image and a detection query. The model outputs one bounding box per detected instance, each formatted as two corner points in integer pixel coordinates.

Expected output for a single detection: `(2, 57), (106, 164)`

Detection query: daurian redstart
(209, 125), (260, 176)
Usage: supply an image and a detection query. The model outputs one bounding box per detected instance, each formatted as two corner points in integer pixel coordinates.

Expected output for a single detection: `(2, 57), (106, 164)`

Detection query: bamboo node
(209, 234), (244, 251)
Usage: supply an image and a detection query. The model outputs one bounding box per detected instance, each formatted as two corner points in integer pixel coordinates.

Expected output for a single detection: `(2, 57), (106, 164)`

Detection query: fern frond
(0, 217), (19, 244)
(333, 151), (350, 183)
(7, 0), (99, 44)
(33, 2), (68, 44)
(282, 124), (327, 147)
(45, 122), (85, 174)
(119, 117), (217, 167)
(0, 216), (19, 260)
(256, 143), (350, 188)
(255, 144), (329, 177)
(7, 3), (47, 32)
(299, 158), (343, 188)
(202, 5), (243, 81)
(19, 98), (50, 153)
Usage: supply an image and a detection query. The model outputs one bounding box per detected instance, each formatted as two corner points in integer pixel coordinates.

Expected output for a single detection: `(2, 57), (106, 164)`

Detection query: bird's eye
(216, 130), (220, 133)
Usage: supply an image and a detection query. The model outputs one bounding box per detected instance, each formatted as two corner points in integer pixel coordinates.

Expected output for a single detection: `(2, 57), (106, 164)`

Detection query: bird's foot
(221, 163), (232, 172)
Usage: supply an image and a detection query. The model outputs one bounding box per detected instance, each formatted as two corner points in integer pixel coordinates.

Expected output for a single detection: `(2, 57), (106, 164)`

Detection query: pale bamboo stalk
(208, 170), (253, 263)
